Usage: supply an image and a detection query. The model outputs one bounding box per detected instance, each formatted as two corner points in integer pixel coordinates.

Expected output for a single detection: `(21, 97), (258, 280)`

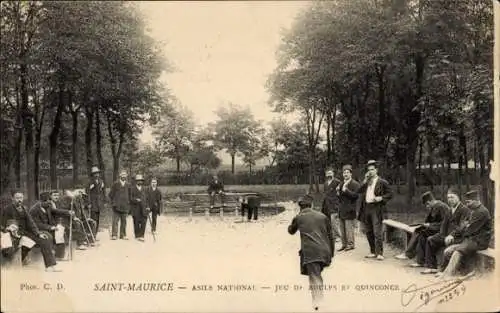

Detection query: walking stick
(67, 201), (74, 261)
(147, 213), (156, 243)
(78, 197), (98, 245)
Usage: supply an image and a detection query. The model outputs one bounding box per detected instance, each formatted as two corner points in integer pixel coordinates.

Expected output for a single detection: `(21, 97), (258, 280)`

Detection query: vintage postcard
(0, 1), (499, 312)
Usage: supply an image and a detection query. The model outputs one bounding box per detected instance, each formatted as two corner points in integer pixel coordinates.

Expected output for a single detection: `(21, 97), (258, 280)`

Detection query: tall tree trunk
(20, 64), (35, 203)
(85, 106), (94, 177)
(33, 88), (45, 200)
(71, 110), (79, 187)
(231, 153), (235, 174)
(14, 124), (22, 188)
(326, 110), (331, 165)
(95, 106), (105, 184)
(459, 125), (469, 190)
(49, 84), (65, 189)
(330, 101), (337, 167)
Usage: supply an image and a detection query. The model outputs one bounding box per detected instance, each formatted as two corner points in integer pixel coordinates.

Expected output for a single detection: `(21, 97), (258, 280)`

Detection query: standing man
(130, 174), (149, 241)
(0, 190), (60, 272)
(395, 191), (447, 267)
(146, 178), (162, 234)
(108, 170), (130, 240)
(336, 164), (360, 251)
(357, 160), (393, 260)
(86, 166), (106, 237)
(241, 194), (260, 222)
(288, 194), (334, 311)
(421, 188), (470, 274)
(208, 175), (224, 209)
(437, 190), (492, 278)
(321, 168), (341, 245)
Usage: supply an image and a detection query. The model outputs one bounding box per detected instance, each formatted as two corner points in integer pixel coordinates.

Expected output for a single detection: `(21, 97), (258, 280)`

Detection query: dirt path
(1, 202), (497, 312)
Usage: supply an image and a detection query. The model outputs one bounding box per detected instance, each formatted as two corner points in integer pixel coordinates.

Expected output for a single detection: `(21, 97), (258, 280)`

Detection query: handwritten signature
(401, 274), (473, 311)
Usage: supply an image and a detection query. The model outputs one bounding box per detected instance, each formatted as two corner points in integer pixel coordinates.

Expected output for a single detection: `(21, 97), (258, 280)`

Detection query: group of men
(288, 159), (493, 310)
(0, 166), (164, 272)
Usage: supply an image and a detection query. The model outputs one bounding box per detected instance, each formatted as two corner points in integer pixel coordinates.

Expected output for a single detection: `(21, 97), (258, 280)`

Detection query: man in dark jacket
(321, 168), (341, 244)
(336, 164), (360, 251)
(86, 166), (106, 235)
(240, 194), (260, 222)
(288, 194), (334, 311)
(395, 191), (447, 267)
(420, 188), (470, 274)
(0, 190), (60, 271)
(146, 178), (162, 233)
(108, 170), (130, 240)
(356, 160), (393, 260)
(130, 174), (149, 241)
(207, 175), (224, 209)
(436, 190), (492, 278)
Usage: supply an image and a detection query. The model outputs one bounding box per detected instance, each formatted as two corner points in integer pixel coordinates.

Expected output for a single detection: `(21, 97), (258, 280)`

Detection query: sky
(137, 1), (308, 151)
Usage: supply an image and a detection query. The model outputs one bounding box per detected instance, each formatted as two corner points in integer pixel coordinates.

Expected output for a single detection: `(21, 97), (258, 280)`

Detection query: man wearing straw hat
(130, 174), (149, 241)
(436, 189), (492, 279)
(86, 166), (106, 237)
(109, 170), (131, 240)
(356, 160), (393, 261)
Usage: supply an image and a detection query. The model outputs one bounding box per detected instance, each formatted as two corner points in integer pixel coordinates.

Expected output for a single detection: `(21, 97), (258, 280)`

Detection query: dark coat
(29, 202), (58, 231)
(86, 178), (106, 213)
(415, 200), (448, 236)
(356, 176), (393, 223)
(321, 178), (341, 216)
(453, 203), (491, 250)
(441, 203), (470, 238)
(288, 208), (334, 274)
(129, 185), (148, 217)
(108, 181), (131, 213)
(0, 203), (40, 237)
(207, 179), (224, 194)
(337, 179), (360, 220)
(146, 187), (163, 214)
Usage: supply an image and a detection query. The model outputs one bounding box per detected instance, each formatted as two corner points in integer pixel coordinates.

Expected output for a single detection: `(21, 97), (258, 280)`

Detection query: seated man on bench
(395, 191), (447, 267)
(0, 190), (61, 272)
(436, 190), (492, 279)
(207, 175), (224, 209)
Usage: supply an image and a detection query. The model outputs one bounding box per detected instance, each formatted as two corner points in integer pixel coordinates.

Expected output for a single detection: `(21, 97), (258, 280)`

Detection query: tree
(210, 102), (263, 174)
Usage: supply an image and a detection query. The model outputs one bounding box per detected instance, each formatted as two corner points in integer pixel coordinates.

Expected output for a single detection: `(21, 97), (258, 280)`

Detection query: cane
(78, 197), (98, 245)
(67, 203), (73, 261)
(147, 213), (156, 243)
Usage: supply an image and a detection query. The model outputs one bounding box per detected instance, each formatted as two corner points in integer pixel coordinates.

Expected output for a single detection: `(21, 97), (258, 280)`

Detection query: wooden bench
(383, 218), (496, 271)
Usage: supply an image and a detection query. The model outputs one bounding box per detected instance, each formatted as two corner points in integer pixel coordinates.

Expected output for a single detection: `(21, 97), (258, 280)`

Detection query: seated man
(420, 188), (470, 274)
(48, 190), (88, 250)
(395, 191), (447, 267)
(0, 190), (60, 271)
(207, 175), (224, 209)
(436, 190), (492, 279)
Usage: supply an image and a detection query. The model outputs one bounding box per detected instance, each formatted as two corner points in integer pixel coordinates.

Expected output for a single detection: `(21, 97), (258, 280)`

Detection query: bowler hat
(446, 187), (460, 196)
(342, 164), (353, 172)
(119, 170), (127, 177)
(40, 192), (51, 202)
(366, 160), (378, 168)
(135, 174), (144, 181)
(421, 191), (435, 204)
(297, 194), (313, 207)
(464, 190), (480, 201)
(91, 166), (100, 174)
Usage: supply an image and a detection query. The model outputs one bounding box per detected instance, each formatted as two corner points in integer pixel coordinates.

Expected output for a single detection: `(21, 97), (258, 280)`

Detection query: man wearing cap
(336, 164), (360, 251)
(108, 170), (131, 240)
(420, 188), (470, 274)
(288, 194), (334, 311)
(146, 178), (162, 234)
(395, 191), (447, 267)
(1, 190), (61, 272)
(436, 190), (492, 278)
(207, 175), (224, 209)
(357, 160), (393, 260)
(321, 168), (341, 244)
(86, 166), (106, 236)
(130, 174), (149, 241)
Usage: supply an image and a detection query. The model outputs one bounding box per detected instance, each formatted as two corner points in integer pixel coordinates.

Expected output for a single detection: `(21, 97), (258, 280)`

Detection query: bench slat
(383, 219), (417, 233)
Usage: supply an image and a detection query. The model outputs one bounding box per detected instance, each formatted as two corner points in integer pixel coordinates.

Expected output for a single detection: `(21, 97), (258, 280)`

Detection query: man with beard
(86, 166), (106, 237)
(321, 168), (341, 245)
(336, 164), (360, 251)
(356, 160), (393, 261)
(288, 194), (334, 311)
(109, 170), (131, 240)
(146, 178), (162, 234)
(420, 188), (470, 274)
(0, 190), (60, 271)
(394, 191), (447, 267)
(130, 174), (149, 241)
(436, 190), (492, 278)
